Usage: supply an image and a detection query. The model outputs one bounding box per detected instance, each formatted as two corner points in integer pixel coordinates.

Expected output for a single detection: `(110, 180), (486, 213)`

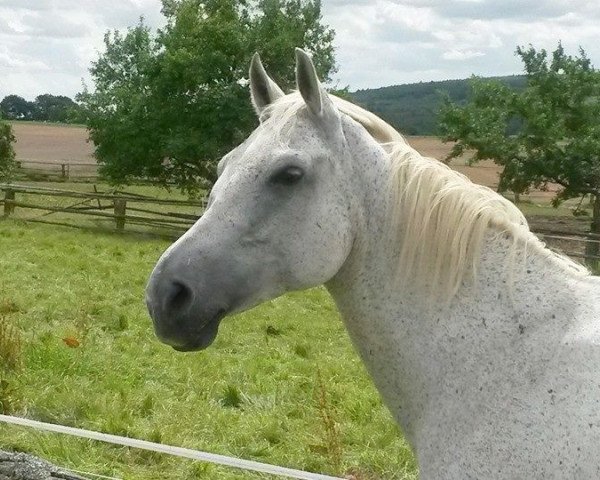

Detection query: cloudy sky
(1, 0), (599, 100)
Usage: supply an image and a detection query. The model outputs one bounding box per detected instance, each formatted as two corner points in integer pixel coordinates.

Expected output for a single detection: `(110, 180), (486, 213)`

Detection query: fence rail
(0, 414), (342, 480)
(16, 160), (100, 181)
(0, 183), (205, 237)
(3, 183), (600, 264)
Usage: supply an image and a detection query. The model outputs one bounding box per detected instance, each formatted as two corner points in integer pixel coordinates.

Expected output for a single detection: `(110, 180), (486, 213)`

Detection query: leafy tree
(351, 76), (526, 136)
(0, 94), (82, 123)
(0, 113), (16, 181)
(0, 95), (35, 120)
(77, 20), (160, 185)
(78, 0), (336, 193)
(439, 43), (600, 261)
(33, 94), (80, 123)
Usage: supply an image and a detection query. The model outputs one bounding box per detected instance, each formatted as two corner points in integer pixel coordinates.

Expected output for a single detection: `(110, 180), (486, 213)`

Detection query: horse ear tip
(295, 48), (309, 61)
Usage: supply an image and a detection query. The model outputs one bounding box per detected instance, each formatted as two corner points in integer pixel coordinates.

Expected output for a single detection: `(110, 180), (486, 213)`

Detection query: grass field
(0, 220), (417, 479)
(1, 122), (593, 479)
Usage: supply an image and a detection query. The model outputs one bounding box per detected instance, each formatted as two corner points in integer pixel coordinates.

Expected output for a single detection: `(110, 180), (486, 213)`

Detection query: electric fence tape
(0, 414), (344, 480)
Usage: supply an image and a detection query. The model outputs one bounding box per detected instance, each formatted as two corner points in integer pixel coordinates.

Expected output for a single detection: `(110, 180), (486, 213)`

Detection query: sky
(1, 0), (600, 100)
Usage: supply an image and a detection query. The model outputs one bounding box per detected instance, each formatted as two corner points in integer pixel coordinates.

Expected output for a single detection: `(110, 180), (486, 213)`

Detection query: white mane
(263, 92), (589, 302)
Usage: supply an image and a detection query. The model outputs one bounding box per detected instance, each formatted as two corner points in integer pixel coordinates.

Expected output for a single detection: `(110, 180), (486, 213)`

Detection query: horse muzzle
(145, 265), (232, 351)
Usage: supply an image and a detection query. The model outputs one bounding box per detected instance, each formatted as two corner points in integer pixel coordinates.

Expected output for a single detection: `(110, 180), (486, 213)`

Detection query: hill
(350, 75), (527, 135)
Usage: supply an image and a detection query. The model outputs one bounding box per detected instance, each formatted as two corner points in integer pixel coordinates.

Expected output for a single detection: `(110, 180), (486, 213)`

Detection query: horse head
(145, 50), (363, 351)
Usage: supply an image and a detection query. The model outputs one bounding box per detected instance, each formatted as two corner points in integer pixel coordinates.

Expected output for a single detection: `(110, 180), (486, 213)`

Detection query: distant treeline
(2, 75), (527, 132)
(350, 75), (527, 135)
(0, 94), (83, 124)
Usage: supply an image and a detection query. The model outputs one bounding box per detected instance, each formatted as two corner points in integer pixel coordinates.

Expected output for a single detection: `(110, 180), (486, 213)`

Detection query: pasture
(1, 121), (595, 479)
(0, 220), (416, 479)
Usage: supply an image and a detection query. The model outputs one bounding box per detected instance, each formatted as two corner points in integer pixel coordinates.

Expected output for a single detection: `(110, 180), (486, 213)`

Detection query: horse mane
(264, 92), (589, 302)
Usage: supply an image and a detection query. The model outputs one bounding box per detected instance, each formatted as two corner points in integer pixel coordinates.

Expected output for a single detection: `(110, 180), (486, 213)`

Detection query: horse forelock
(256, 91), (588, 303)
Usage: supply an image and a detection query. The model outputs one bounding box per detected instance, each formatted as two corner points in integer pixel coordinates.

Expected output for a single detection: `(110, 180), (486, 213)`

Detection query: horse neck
(325, 142), (591, 450)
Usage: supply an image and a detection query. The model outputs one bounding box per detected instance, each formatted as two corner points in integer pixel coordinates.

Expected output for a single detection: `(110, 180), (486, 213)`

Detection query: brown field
(407, 135), (501, 189)
(10, 123), (500, 184)
(8, 123), (558, 200)
(10, 121), (94, 165)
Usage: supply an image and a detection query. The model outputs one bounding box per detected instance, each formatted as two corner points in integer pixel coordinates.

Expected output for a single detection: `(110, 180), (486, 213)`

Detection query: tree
(0, 94), (82, 123)
(33, 94), (80, 123)
(77, 19), (161, 185)
(0, 113), (16, 181)
(439, 43), (600, 261)
(78, 0), (336, 193)
(0, 95), (35, 120)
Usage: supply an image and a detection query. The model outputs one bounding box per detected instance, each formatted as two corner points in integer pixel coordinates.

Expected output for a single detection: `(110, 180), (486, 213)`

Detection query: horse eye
(270, 166), (304, 186)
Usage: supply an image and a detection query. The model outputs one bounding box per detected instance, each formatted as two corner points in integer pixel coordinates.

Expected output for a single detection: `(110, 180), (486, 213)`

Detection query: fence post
(3, 189), (15, 217)
(114, 198), (127, 231)
(61, 164), (67, 179)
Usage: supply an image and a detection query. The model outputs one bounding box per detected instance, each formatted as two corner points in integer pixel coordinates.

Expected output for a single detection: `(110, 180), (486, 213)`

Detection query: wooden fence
(0, 184), (205, 237)
(16, 160), (99, 182)
(2, 183), (600, 267)
(533, 228), (600, 264)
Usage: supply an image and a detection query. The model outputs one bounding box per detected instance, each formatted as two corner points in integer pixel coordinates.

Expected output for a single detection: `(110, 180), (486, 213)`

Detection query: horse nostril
(166, 281), (193, 313)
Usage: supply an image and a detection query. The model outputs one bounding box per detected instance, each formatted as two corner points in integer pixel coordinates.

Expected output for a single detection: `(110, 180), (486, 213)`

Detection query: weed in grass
(0, 316), (22, 371)
(0, 298), (20, 315)
(149, 428), (162, 443)
(261, 422), (284, 446)
(220, 385), (243, 409)
(73, 304), (93, 340)
(187, 461), (215, 479)
(0, 378), (20, 414)
(117, 313), (129, 332)
(314, 369), (344, 475)
(293, 343), (310, 359)
(140, 393), (155, 416)
(265, 325), (282, 336)
(344, 467), (384, 480)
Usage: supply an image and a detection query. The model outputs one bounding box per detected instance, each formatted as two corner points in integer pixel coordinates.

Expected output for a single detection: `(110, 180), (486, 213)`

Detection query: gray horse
(146, 49), (600, 479)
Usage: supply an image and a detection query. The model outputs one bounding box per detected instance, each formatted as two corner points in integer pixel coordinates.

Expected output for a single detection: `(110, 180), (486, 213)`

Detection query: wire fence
(0, 415), (344, 480)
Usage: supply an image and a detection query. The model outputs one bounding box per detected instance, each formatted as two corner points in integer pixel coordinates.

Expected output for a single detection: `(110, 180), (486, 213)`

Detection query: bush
(0, 115), (16, 181)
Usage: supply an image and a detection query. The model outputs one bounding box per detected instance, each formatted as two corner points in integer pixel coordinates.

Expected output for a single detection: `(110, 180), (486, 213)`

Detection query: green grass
(516, 200), (585, 217)
(0, 220), (416, 479)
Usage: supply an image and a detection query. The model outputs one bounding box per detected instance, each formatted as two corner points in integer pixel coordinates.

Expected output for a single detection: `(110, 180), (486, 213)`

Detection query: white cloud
(321, 0), (600, 89)
(0, 0), (165, 100)
(0, 0), (599, 98)
(0, 50), (50, 71)
(442, 49), (486, 61)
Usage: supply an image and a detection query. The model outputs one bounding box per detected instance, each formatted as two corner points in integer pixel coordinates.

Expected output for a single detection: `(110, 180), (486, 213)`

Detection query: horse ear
(295, 48), (323, 116)
(295, 48), (337, 122)
(249, 53), (284, 115)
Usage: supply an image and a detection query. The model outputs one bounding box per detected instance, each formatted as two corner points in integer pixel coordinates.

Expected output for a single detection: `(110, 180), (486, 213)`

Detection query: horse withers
(146, 49), (600, 479)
